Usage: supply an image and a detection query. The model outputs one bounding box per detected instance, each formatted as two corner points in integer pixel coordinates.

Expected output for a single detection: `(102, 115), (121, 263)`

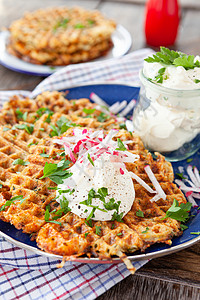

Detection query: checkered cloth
(0, 48), (153, 300)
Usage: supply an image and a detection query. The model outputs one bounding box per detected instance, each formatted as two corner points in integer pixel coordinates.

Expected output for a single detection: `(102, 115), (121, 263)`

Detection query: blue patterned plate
(0, 83), (199, 263)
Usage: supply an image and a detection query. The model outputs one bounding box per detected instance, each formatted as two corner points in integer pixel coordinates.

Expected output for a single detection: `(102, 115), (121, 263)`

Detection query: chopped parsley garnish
(53, 18), (69, 31)
(12, 124), (34, 134)
(115, 138), (126, 151)
(95, 226), (101, 236)
(39, 149), (49, 158)
(142, 227), (149, 234)
(36, 107), (53, 123)
(186, 158), (193, 163)
(180, 224), (188, 231)
(87, 19), (95, 25)
(74, 23), (85, 29)
(190, 231), (200, 235)
(176, 172), (186, 180)
(0, 195), (27, 211)
(0, 184), (2, 188)
(12, 158), (30, 166)
(83, 108), (96, 115)
(136, 210), (144, 218)
(145, 47), (200, 70)
(40, 159), (72, 184)
(97, 112), (109, 122)
(16, 109), (28, 121)
(111, 211), (123, 222)
(154, 67), (166, 84)
(50, 116), (78, 137)
(103, 198), (121, 212)
(85, 219), (93, 227)
(194, 79), (200, 84)
(117, 232), (123, 236)
(28, 141), (38, 147)
(44, 207), (62, 225)
(162, 199), (192, 222)
(119, 123), (127, 130)
(87, 153), (94, 166)
(85, 232), (89, 238)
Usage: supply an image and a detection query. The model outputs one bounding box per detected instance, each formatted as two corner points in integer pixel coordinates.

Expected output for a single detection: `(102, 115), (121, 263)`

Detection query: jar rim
(139, 69), (200, 96)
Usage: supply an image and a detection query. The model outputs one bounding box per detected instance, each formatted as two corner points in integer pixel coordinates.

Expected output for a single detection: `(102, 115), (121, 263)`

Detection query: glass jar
(132, 70), (200, 161)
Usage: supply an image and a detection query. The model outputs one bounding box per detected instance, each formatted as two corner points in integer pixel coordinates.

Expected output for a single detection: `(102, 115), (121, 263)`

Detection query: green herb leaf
(119, 123), (126, 130)
(115, 138), (126, 151)
(145, 47), (200, 70)
(97, 112), (109, 122)
(3, 127), (10, 132)
(16, 109), (28, 121)
(95, 226), (101, 236)
(83, 108), (96, 114)
(13, 124), (34, 134)
(176, 172), (186, 180)
(104, 198), (121, 212)
(40, 159), (72, 184)
(0, 195), (26, 211)
(53, 18), (69, 31)
(117, 232), (123, 236)
(87, 153), (94, 166)
(162, 199), (192, 222)
(142, 227), (149, 234)
(136, 210), (144, 218)
(190, 231), (200, 235)
(180, 224), (188, 231)
(85, 232), (89, 238)
(50, 116), (78, 137)
(12, 158), (30, 166)
(111, 211), (123, 222)
(74, 23), (85, 29)
(0, 184), (2, 188)
(194, 79), (200, 84)
(186, 158), (193, 163)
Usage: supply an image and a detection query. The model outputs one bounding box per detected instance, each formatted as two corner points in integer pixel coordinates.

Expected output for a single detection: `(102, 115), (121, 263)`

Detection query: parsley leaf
(186, 158), (193, 163)
(190, 231), (200, 235)
(0, 195), (27, 211)
(53, 18), (69, 31)
(85, 232), (89, 238)
(16, 109), (28, 121)
(145, 47), (200, 70)
(97, 112), (109, 122)
(176, 172), (186, 180)
(13, 124), (34, 134)
(12, 158), (30, 166)
(111, 211), (123, 222)
(194, 79), (200, 84)
(40, 159), (72, 184)
(115, 138), (126, 151)
(44, 207), (62, 225)
(87, 153), (94, 166)
(142, 227), (149, 234)
(95, 226), (101, 236)
(83, 108), (96, 114)
(180, 224), (188, 231)
(50, 116), (78, 137)
(39, 149), (49, 158)
(136, 210), (144, 218)
(162, 199), (192, 222)
(74, 23), (85, 29)
(104, 198), (121, 212)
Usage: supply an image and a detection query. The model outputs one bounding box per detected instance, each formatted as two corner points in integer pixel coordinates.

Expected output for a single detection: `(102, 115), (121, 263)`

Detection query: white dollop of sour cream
(57, 153), (135, 221)
(54, 129), (139, 221)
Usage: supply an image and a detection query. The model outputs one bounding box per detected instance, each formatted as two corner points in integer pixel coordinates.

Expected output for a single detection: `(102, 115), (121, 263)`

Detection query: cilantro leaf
(53, 18), (69, 31)
(190, 231), (200, 235)
(104, 198), (121, 212)
(142, 227), (149, 234)
(13, 124), (34, 134)
(97, 112), (109, 122)
(0, 195), (27, 211)
(111, 211), (123, 222)
(50, 116), (78, 137)
(16, 109), (28, 121)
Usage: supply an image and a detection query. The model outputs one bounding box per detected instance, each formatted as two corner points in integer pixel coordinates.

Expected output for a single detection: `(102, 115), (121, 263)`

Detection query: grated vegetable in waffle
(0, 91), (187, 272)
(7, 6), (116, 66)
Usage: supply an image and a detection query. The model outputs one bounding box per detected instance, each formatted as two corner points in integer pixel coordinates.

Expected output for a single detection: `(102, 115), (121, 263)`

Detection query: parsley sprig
(145, 47), (200, 70)
(0, 195), (27, 211)
(162, 199), (192, 223)
(40, 159), (72, 184)
(12, 123), (34, 134)
(12, 158), (30, 166)
(50, 116), (78, 137)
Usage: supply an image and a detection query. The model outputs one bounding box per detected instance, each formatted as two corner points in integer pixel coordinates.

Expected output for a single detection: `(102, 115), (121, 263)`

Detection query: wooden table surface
(0, 0), (200, 299)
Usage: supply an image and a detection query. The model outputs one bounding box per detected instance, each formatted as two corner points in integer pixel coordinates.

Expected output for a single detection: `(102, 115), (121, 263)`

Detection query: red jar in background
(144, 0), (180, 47)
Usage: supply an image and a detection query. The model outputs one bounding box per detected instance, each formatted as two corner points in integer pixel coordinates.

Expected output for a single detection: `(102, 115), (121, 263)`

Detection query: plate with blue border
(0, 82), (199, 264)
(0, 25), (132, 77)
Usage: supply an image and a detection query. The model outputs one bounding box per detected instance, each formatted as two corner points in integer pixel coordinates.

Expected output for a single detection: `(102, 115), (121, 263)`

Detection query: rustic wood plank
(97, 272), (200, 300)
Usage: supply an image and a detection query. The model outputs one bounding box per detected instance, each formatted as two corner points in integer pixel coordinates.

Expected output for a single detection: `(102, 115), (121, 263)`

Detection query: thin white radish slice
(144, 165), (166, 200)
(150, 194), (161, 202)
(129, 171), (156, 194)
(187, 195), (198, 207)
(187, 165), (199, 187)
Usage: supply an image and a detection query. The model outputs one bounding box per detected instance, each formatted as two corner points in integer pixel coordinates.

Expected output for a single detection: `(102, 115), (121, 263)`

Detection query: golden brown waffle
(0, 91), (186, 264)
(8, 7), (116, 65)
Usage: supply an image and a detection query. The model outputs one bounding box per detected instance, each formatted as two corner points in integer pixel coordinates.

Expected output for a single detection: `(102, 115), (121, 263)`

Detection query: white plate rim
(0, 24), (132, 77)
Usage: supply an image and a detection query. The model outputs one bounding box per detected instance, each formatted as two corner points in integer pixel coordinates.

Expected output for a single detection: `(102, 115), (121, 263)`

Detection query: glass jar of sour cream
(133, 67), (200, 161)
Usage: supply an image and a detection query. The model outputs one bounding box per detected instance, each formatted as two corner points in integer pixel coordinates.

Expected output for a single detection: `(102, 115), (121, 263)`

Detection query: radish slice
(129, 171), (156, 194)
(187, 195), (198, 207)
(187, 165), (199, 187)
(194, 167), (200, 185)
(144, 165), (166, 200)
(150, 194), (161, 202)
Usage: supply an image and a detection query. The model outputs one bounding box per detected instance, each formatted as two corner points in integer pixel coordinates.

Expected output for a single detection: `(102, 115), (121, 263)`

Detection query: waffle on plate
(7, 6), (116, 66)
(0, 91), (187, 272)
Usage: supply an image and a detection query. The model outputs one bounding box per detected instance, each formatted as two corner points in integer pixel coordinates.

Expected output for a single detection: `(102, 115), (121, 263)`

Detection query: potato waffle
(7, 6), (116, 65)
(0, 91), (186, 267)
